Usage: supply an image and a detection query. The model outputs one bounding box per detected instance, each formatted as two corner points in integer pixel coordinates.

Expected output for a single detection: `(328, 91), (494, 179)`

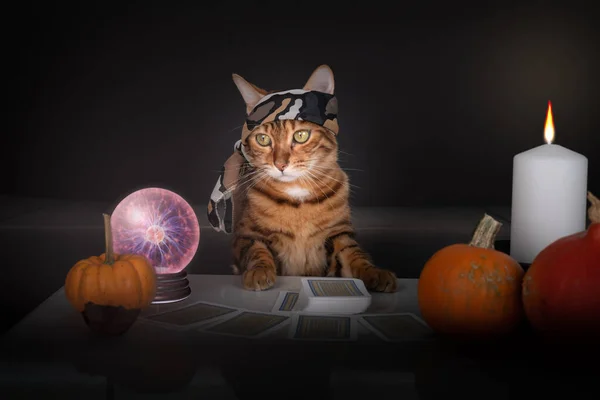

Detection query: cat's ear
(232, 73), (268, 114)
(303, 64), (335, 95)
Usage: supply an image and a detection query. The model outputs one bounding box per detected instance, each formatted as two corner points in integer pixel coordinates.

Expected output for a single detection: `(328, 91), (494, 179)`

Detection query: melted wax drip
(111, 188), (200, 274)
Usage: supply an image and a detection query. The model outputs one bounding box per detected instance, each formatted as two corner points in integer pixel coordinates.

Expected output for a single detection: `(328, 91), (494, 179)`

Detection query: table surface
(0, 275), (432, 399)
(2, 274), (598, 400)
(3, 274), (421, 342)
(146, 274), (421, 315)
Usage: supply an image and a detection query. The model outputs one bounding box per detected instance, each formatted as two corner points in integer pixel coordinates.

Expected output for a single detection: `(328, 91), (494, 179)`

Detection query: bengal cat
(228, 65), (397, 293)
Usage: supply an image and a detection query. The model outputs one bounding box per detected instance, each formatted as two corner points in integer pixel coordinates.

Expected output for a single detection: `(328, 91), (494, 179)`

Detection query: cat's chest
(274, 237), (326, 276)
(267, 202), (344, 276)
(275, 202), (333, 233)
(251, 185), (349, 233)
(284, 186), (311, 201)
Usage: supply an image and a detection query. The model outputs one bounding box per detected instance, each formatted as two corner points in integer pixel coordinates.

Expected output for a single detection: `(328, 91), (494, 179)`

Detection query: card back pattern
(307, 279), (363, 297)
(294, 315), (352, 339)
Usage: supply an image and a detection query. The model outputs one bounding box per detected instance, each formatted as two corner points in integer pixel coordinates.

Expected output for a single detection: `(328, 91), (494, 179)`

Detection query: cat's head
(231, 65), (339, 183)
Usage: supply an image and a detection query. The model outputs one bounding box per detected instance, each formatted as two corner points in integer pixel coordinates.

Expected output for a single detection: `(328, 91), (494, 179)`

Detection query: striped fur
(231, 118), (397, 292)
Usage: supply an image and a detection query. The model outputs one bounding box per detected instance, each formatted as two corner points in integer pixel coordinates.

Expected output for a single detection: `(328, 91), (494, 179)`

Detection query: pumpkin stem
(469, 213), (502, 249)
(103, 213), (115, 265)
(588, 192), (600, 224)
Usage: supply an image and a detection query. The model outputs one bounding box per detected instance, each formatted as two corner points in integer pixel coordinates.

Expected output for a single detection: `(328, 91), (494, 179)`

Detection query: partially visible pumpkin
(418, 214), (525, 337)
(65, 214), (157, 334)
(522, 192), (600, 339)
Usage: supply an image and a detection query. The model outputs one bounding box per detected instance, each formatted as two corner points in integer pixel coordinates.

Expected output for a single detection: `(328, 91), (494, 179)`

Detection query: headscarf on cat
(207, 65), (339, 234)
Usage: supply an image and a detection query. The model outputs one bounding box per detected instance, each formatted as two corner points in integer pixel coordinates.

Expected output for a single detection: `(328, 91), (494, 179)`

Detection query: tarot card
(289, 314), (358, 341)
(359, 313), (433, 342)
(305, 278), (366, 297)
(301, 278), (371, 314)
(201, 311), (290, 338)
(272, 291), (300, 313)
(141, 301), (238, 330)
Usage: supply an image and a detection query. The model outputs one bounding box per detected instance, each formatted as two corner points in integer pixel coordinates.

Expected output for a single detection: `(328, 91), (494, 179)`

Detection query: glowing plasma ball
(111, 187), (200, 274)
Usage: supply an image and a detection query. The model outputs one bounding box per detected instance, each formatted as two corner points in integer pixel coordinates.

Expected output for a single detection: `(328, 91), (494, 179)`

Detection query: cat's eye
(293, 130), (310, 143)
(255, 134), (271, 146)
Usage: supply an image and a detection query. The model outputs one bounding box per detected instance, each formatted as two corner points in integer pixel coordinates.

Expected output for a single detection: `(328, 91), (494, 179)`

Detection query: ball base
(152, 270), (191, 304)
(82, 302), (141, 335)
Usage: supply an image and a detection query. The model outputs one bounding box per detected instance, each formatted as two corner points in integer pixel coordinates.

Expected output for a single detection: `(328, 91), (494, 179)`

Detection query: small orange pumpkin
(65, 214), (157, 334)
(418, 214), (525, 337)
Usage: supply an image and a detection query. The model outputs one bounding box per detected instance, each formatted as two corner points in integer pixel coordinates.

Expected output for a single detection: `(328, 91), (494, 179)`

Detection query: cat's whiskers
(317, 166), (365, 172)
(227, 169), (262, 190)
(307, 170), (337, 195)
(298, 157), (351, 189)
(337, 149), (355, 157)
(229, 169), (266, 197)
(304, 176), (334, 211)
(242, 169), (271, 197)
(304, 171), (336, 211)
(308, 166), (362, 190)
(301, 157), (365, 173)
(239, 175), (263, 197)
(226, 124), (246, 133)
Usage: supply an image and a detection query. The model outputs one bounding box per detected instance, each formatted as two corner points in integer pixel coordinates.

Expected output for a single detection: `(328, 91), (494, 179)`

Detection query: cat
(229, 65), (397, 293)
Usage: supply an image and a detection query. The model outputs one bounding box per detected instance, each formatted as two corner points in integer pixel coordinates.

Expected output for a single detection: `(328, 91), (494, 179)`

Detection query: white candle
(510, 102), (588, 264)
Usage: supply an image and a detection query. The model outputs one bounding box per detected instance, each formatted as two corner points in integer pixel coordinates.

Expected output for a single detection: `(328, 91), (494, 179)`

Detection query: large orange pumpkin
(418, 214), (525, 337)
(65, 214), (157, 334)
(522, 192), (600, 339)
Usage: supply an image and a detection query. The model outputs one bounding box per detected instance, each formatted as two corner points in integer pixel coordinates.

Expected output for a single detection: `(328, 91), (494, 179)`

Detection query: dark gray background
(5, 1), (599, 207)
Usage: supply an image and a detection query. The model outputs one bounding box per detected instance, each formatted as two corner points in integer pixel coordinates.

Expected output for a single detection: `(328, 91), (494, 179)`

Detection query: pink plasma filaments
(111, 187), (200, 274)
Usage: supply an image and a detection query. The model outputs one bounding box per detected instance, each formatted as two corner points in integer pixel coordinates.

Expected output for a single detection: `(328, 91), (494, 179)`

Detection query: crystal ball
(111, 187), (200, 274)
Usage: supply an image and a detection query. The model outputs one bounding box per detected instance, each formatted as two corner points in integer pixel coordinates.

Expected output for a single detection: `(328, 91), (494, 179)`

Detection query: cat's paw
(242, 266), (276, 291)
(362, 267), (397, 293)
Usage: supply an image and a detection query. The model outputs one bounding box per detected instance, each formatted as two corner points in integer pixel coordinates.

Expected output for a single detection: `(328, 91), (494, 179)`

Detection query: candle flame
(544, 101), (554, 144)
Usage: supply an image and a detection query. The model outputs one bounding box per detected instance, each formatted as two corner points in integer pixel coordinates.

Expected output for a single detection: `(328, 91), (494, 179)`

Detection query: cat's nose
(276, 163), (287, 172)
